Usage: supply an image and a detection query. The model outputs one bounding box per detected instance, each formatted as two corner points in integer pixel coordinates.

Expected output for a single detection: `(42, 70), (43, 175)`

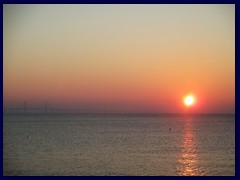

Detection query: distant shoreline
(3, 112), (235, 117)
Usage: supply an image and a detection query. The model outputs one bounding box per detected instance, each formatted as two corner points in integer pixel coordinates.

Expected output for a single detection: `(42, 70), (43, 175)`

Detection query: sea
(3, 113), (235, 176)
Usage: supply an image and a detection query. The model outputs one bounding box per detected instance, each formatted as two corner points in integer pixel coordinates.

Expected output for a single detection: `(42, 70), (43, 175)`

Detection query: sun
(184, 95), (195, 107)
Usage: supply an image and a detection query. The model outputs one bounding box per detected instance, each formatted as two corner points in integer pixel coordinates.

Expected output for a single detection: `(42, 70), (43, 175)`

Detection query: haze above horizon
(3, 4), (235, 114)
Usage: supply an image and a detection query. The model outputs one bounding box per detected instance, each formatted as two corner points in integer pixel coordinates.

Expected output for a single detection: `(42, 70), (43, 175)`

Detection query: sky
(3, 4), (235, 113)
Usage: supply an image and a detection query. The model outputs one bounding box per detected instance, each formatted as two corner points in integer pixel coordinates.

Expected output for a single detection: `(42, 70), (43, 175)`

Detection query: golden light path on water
(176, 118), (206, 176)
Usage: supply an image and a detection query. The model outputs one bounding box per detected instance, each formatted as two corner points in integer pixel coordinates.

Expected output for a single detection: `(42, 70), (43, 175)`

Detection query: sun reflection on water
(176, 118), (205, 176)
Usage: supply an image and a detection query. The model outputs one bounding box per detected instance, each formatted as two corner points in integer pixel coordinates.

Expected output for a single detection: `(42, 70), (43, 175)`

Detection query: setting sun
(184, 95), (195, 107)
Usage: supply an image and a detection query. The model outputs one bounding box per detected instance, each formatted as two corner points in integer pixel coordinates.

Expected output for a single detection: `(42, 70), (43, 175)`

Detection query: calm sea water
(3, 114), (235, 176)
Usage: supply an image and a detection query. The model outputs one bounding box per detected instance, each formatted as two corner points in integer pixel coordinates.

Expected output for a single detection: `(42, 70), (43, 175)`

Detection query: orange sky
(3, 4), (235, 113)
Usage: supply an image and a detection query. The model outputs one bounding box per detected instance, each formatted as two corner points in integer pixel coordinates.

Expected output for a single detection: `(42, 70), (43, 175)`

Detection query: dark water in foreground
(4, 114), (235, 176)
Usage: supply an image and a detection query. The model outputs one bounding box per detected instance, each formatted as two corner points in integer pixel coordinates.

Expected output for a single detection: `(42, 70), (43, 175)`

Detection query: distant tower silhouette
(44, 101), (48, 113)
(24, 101), (27, 113)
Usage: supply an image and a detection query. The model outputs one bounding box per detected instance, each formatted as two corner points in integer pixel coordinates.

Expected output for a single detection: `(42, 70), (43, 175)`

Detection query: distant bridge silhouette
(3, 101), (143, 115)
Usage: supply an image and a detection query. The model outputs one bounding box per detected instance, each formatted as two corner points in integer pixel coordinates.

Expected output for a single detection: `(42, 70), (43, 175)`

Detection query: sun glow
(184, 95), (195, 107)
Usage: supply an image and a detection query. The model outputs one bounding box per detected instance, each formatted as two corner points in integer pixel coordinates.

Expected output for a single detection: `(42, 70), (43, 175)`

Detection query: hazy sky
(3, 4), (235, 113)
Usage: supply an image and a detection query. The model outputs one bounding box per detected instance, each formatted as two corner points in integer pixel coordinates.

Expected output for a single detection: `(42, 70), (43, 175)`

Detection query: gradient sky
(3, 4), (235, 113)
